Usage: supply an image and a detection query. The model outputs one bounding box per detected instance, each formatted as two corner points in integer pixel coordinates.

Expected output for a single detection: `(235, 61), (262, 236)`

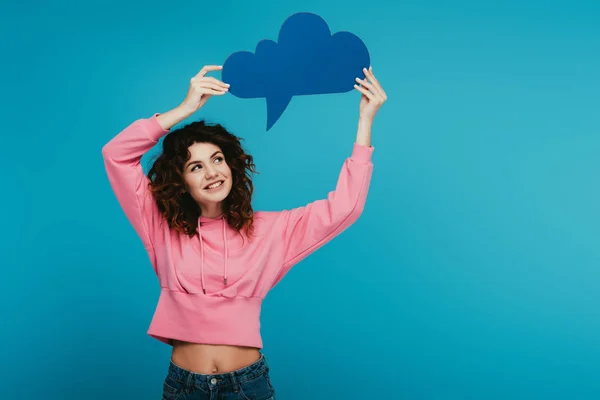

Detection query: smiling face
(182, 142), (233, 216)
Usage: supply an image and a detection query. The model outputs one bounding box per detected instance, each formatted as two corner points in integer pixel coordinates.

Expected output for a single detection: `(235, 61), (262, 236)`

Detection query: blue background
(1, 0), (599, 399)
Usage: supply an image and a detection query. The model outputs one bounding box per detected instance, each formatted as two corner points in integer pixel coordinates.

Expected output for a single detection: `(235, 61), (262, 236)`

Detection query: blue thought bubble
(221, 12), (371, 130)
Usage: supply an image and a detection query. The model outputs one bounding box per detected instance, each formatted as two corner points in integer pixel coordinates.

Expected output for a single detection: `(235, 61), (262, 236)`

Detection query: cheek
(184, 174), (202, 190)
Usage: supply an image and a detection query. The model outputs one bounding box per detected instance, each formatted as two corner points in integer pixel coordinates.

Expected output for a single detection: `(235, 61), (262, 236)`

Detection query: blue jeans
(162, 353), (276, 400)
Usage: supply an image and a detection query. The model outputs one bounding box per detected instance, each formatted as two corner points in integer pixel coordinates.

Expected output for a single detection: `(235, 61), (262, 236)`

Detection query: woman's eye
(191, 164), (202, 171)
(214, 157), (223, 163)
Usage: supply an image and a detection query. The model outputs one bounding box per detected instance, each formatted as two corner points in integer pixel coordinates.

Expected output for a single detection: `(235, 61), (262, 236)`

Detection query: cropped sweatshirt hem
(102, 113), (374, 348)
(148, 288), (264, 347)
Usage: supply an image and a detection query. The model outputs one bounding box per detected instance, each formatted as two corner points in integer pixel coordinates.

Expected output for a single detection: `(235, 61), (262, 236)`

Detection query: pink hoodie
(102, 114), (374, 348)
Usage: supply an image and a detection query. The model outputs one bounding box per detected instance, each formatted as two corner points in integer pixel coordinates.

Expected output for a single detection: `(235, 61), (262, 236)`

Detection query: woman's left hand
(354, 66), (387, 122)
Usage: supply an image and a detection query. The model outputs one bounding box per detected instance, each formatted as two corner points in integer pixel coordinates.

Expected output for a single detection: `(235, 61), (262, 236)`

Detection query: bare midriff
(170, 339), (262, 374)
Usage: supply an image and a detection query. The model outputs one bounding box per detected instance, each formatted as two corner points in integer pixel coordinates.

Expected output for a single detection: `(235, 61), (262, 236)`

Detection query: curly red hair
(147, 120), (257, 238)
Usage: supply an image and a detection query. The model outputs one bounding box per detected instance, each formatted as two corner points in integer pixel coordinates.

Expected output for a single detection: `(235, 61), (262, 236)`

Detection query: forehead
(188, 142), (223, 159)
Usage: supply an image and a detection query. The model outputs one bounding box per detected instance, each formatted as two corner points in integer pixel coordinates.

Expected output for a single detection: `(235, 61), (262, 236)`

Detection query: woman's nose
(204, 165), (218, 178)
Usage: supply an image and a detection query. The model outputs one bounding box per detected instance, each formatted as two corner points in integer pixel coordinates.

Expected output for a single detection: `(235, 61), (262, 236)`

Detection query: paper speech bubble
(222, 12), (371, 130)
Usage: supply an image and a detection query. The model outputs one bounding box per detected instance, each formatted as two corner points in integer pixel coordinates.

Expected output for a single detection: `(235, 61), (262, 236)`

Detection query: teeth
(207, 181), (223, 190)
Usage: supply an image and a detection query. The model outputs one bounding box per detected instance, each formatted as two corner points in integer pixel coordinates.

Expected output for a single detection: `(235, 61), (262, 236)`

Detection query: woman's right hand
(179, 65), (230, 114)
(156, 66), (229, 130)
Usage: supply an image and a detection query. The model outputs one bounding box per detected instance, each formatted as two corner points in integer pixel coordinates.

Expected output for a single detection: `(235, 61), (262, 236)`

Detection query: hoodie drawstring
(199, 215), (229, 295)
(199, 222), (206, 294)
(223, 217), (228, 286)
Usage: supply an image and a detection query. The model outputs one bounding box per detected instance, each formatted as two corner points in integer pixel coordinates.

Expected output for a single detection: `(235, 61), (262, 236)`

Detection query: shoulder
(251, 210), (291, 231)
(253, 210), (285, 223)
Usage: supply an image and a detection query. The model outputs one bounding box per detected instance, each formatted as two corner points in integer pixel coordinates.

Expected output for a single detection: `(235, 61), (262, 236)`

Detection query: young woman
(102, 64), (387, 399)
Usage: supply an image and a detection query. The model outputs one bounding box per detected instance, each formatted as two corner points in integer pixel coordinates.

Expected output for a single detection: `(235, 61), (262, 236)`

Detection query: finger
(358, 77), (386, 103)
(193, 78), (229, 89)
(362, 68), (385, 98)
(355, 77), (379, 99)
(364, 67), (379, 86)
(369, 67), (387, 101)
(354, 83), (374, 100)
(195, 65), (223, 77)
(201, 88), (228, 95)
(201, 76), (230, 88)
(196, 82), (229, 92)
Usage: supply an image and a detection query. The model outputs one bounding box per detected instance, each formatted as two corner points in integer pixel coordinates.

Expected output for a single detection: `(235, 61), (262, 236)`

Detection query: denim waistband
(167, 353), (269, 390)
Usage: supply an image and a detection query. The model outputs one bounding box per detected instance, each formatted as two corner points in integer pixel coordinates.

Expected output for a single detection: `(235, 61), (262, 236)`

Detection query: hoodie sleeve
(101, 114), (169, 256)
(270, 143), (374, 286)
